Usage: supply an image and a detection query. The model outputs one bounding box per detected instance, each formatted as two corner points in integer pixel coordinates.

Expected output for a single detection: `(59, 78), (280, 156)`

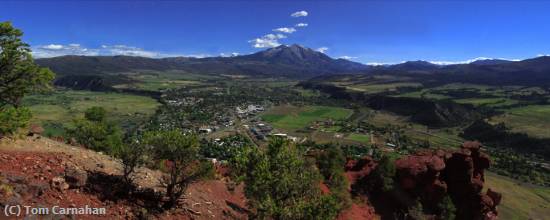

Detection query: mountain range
(35, 44), (367, 78)
(35, 44), (550, 87)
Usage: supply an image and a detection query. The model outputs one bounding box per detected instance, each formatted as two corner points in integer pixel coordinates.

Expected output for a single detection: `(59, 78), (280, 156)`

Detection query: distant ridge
(469, 59), (514, 66)
(35, 46), (550, 87)
(36, 44), (368, 79)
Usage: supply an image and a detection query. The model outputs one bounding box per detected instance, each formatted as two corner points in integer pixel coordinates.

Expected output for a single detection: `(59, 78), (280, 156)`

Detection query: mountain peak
(388, 60), (440, 71)
(275, 44), (306, 49)
(248, 44), (329, 63)
(235, 44), (367, 74)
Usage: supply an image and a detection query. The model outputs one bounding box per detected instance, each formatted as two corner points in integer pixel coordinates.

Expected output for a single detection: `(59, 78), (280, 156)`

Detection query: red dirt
(337, 202), (378, 220)
(337, 157), (379, 220)
(0, 137), (249, 219)
(0, 151), (131, 219)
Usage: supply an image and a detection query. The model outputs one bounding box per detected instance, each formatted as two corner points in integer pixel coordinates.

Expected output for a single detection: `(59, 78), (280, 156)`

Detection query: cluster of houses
(236, 104), (264, 118)
(247, 122), (273, 140)
(165, 97), (203, 106)
(198, 115), (235, 134)
(244, 122), (301, 142)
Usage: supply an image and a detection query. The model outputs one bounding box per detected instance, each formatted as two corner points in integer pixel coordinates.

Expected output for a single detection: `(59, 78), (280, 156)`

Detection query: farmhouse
(199, 127), (212, 133)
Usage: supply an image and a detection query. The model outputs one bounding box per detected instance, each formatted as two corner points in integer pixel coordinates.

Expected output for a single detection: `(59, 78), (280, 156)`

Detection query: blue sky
(1, 0), (550, 64)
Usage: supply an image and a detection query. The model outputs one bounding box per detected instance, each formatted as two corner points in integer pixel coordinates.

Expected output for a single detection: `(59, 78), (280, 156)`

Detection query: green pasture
(346, 133), (371, 144)
(453, 97), (518, 107)
(344, 82), (422, 94)
(261, 105), (353, 130)
(23, 90), (160, 136)
(485, 172), (550, 220)
(113, 73), (201, 91)
(490, 105), (550, 138)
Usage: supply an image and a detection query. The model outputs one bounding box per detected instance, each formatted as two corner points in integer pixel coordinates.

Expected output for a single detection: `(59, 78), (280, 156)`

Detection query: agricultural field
(393, 89), (451, 100)
(337, 82), (422, 94)
(490, 105), (550, 138)
(261, 105), (353, 131)
(112, 72), (203, 91)
(23, 90), (160, 136)
(485, 172), (550, 220)
(345, 133), (371, 144)
(453, 97), (518, 107)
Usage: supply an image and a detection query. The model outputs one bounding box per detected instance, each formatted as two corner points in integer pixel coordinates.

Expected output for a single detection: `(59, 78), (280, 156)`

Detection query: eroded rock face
(344, 156), (376, 188)
(392, 141), (499, 220)
(395, 150), (448, 210)
(443, 141), (498, 220)
(341, 157), (379, 220)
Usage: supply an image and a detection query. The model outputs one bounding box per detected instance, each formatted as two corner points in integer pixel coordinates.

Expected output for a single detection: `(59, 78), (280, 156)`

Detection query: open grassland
(261, 105), (352, 131)
(113, 73), (202, 91)
(490, 105), (550, 138)
(392, 83), (527, 109)
(485, 172), (550, 220)
(453, 97), (518, 107)
(393, 89), (451, 100)
(339, 82), (422, 94)
(346, 133), (371, 144)
(364, 109), (464, 148)
(23, 90), (160, 136)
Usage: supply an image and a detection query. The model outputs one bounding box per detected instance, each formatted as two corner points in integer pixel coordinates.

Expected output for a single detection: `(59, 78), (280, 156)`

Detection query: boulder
(28, 124), (44, 136)
(64, 167), (88, 188)
(51, 176), (69, 191)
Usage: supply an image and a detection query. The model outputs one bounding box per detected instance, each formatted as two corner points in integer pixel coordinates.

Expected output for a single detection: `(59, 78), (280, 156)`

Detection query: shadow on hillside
(84, 171), (165, 215)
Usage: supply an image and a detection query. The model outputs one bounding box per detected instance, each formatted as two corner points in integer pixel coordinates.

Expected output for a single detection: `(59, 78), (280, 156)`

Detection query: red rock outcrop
(395, 149), (448, 210)
(344, 156), (376, 188)
(341, 157), (379, 219)
(392, 141), (499, 220)
(443, 141), (498, 220)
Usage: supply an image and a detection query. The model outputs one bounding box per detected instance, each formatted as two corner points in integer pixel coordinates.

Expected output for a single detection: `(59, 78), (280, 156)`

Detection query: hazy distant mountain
(387, 60), (441, 72)
(469, 59), (514, 66)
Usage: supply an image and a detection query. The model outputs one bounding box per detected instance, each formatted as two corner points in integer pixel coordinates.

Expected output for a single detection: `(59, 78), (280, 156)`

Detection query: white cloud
(33, 44), (98, 57)
(537, 54), (550, 57)
(41, 44), (64, 50)
(32, 43), (207, 58)
(247, 10), (307, 49)
(106, 45), (159, 57)
(339, 56), (358, 60)
(291, 10), (308, 17)
(273, 27), (296, 34)
(265, 33), (287, 40)
(248, 33), (287, 48)
(316, 47), (329, 53)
